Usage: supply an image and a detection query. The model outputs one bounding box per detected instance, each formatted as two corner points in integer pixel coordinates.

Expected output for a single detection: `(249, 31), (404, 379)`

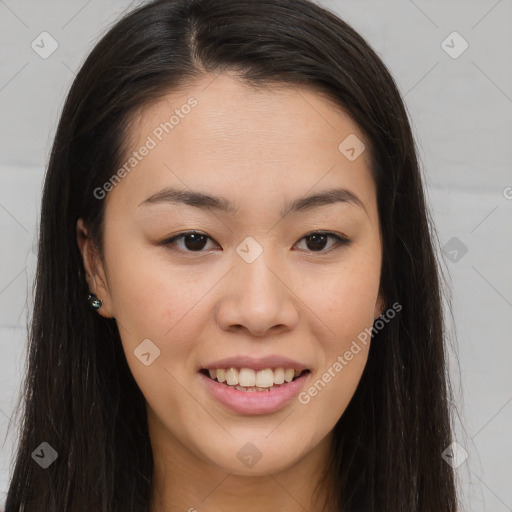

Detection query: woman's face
(78, 72), (383, 478)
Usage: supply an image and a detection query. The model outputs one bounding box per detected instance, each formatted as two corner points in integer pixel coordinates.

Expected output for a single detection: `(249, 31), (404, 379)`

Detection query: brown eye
(162, 230), (351, 254)
(162, 231), (218, 252)
(294, 231), (351, 253)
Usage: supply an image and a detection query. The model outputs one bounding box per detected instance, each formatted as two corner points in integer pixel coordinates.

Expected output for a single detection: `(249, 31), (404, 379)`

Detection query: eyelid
(162, 230), (352, 254)
(162, 230), (220, 251)
(295, 231), (352, 253)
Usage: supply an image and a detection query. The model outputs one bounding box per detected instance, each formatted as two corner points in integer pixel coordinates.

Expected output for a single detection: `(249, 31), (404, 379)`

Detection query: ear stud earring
(87, 293), (103, 310)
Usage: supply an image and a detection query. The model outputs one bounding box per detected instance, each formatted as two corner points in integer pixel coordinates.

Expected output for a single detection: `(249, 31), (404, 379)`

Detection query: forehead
(106, 72), (376, 219)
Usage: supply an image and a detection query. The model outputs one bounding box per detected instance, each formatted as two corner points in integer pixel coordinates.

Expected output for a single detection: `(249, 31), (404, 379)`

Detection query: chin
(196, 433), (311, 476)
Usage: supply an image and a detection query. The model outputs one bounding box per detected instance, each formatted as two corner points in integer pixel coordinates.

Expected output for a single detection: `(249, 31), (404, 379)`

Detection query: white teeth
(274, 367), (285, 384)
(284, 368), (295, 382)
(226, 368), (239, 385)
(205, 366), (307, 389)
(239, 368), (256, 387)
(255, 369), (274, 387)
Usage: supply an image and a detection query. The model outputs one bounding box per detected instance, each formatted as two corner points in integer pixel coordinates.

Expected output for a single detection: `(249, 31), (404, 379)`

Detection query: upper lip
(201, 355), (310, 372)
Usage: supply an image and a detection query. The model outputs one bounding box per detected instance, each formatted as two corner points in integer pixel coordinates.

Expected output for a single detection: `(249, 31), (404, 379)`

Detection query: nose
(215, 248), (299, 338)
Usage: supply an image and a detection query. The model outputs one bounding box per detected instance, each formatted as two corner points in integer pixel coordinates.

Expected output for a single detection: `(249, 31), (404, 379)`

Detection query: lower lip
(199, 371), (310, 415)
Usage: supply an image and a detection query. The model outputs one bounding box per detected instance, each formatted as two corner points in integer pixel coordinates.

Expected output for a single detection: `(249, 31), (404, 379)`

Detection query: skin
(77, 72), (384, 512)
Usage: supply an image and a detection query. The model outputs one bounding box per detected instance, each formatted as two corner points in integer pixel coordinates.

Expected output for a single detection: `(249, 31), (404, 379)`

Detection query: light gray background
(1, 0), (511, 510)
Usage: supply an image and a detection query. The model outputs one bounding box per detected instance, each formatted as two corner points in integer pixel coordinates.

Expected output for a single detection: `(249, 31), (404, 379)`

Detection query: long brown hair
(5, 0), (458, 510)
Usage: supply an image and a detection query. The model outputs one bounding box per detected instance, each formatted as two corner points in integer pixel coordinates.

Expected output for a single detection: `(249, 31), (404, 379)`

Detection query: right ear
(76, 218), (114, 318)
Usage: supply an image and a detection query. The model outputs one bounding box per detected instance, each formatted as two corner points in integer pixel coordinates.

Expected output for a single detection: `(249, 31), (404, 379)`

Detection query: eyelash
(161, 230), (352, 255)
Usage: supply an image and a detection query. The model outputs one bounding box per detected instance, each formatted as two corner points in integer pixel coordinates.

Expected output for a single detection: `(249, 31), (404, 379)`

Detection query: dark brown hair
(5, 0), (458, 510)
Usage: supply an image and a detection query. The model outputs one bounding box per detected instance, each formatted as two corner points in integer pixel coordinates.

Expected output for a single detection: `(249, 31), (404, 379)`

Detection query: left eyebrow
(283, 187), (367, 217)
(138, 186), (367, 216)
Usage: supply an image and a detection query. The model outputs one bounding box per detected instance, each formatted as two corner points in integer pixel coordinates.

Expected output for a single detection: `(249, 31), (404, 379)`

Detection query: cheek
(303, 253), (381, 343)
(298, 262), (378, 419)
(300, 346), (369, 429)
(105, 237), (203, 336)
(107, 254), (199, 410)
(104, 240), (221, 398)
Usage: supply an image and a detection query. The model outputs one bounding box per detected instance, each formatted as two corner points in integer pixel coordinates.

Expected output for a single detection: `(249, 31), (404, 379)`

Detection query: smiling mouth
(200, 367), (310, 392)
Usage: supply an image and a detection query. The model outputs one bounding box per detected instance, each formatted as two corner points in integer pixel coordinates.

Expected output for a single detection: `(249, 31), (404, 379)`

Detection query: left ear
(374, 293), (386, 320)
(76, 217), (115, 319)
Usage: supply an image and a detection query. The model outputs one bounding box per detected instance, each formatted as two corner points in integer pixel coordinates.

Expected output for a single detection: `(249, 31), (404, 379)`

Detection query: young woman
(5, 0), (458, 510)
